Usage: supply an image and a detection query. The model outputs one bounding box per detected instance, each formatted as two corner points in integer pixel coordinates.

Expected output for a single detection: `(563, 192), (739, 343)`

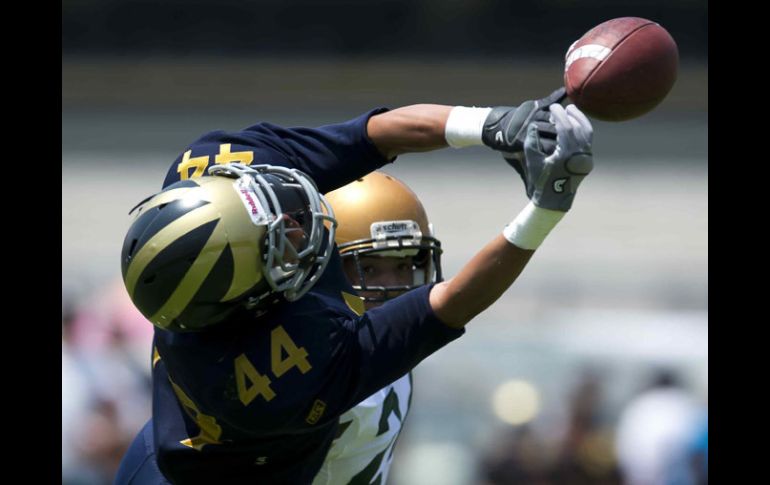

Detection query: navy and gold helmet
(121, 163), (337, 332)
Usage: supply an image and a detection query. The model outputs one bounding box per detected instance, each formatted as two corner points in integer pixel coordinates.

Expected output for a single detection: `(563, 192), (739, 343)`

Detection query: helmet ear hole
(127, 239), (139, 258)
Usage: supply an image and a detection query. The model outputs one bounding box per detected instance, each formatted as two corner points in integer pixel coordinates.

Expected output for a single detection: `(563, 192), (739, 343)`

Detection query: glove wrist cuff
(445, 106), (492, 148)
(503, 201), (565, 250)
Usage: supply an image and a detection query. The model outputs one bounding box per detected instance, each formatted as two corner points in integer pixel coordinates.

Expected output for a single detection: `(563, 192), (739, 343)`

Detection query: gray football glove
(482, 87), (566, 157)
(520, 104), (594, 212)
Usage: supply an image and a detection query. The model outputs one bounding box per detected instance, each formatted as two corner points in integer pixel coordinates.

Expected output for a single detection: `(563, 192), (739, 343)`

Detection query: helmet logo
(371, 220), (421, 239)
(233, 178), (268, 226)
(553, 178), (568, 193)
(371, 220), (423, 251)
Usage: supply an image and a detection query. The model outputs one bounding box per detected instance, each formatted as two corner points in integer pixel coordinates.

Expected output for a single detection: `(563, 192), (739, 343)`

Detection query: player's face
(280, 212), (311, 263)
(342, 255), (414, 310)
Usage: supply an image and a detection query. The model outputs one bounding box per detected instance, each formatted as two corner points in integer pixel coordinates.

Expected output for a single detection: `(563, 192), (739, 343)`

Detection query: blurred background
(62, 1), (707, 484)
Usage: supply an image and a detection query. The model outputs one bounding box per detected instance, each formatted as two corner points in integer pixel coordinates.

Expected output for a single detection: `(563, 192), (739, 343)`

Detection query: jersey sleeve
(162, 108), (393, 193)
(342, 284), (465, 409)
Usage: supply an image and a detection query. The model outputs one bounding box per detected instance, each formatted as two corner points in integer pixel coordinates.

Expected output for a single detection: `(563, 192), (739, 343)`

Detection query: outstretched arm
(341, 102), (593, 403)
(428, 104), (594, 328)
(366, 104), (453, 160)
(429, 235), (535, 328)
(366, 88), (566, 160)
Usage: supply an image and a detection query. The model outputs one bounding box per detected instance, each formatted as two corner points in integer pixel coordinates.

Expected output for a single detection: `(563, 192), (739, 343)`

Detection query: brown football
(564, 17), (679, 121)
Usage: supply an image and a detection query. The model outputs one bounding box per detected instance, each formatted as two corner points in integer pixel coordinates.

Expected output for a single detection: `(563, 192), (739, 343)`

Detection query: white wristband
(503, 202), (565, 250)
(444, 106), (492, 148)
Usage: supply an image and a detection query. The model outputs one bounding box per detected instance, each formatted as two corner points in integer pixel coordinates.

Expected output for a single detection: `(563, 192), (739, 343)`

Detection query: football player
(115, 89), (594, 484)
(313, 172), (441, 484)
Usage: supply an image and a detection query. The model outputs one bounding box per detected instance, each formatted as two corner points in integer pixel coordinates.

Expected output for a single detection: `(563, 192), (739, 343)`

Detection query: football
(564, 17), (679, 121)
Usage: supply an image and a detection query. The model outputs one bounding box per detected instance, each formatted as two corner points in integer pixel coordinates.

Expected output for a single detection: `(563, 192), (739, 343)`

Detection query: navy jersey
(148, 109), (465, 484)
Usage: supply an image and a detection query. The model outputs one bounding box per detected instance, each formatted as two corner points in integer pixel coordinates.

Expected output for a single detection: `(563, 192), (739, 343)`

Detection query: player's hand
(518, 104), (593, 212)
(481, 87), (566, 157)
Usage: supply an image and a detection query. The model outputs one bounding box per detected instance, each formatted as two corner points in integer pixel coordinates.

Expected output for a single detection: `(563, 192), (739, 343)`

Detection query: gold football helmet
(325, 171), (442, 304)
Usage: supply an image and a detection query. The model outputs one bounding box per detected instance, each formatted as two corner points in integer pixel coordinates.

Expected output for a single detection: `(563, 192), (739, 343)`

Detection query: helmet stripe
(132, 219), (220, 322)
(217, 196), (265, 301)
(126, 197), (211, 262)
(125, 203), (220, 299)
(195, 172), (266, 302)
(173, 242), (243, 330)
(149, 217), (229, 328)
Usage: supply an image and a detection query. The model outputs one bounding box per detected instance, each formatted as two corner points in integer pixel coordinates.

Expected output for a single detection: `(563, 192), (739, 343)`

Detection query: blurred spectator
(615, 370), (708, 485)
(68, 279), (153, 432)
(62, 280), (154, 484)
(549, 371), (622, 485)
(68, 278), (154, 356)
(63, 301), (98, 484)
(77, 399), (134, 483)
(687, 413), (707, 485)
(477, 425), (551, 485)
(476, 370), (623, 485)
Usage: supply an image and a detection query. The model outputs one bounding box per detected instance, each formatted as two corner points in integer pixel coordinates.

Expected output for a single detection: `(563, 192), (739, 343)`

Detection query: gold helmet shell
(325, 171), (442, 302)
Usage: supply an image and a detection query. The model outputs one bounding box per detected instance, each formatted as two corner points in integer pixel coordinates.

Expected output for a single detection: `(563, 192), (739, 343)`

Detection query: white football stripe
(565, 44), (612, 71)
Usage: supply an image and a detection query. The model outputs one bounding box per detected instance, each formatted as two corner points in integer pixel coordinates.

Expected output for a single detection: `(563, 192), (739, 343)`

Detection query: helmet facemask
(208, 163), (338, 304)
(339, 221), (443, 306)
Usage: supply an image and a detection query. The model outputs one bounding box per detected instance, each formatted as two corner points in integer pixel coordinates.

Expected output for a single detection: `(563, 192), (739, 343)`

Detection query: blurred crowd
(475, 371), (707, 485)
(62, 280), (153, 485)
(62, 281), (707, 485)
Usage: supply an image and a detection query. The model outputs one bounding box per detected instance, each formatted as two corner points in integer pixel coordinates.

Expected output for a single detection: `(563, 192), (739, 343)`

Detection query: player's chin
(360, 290), (409, 311)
